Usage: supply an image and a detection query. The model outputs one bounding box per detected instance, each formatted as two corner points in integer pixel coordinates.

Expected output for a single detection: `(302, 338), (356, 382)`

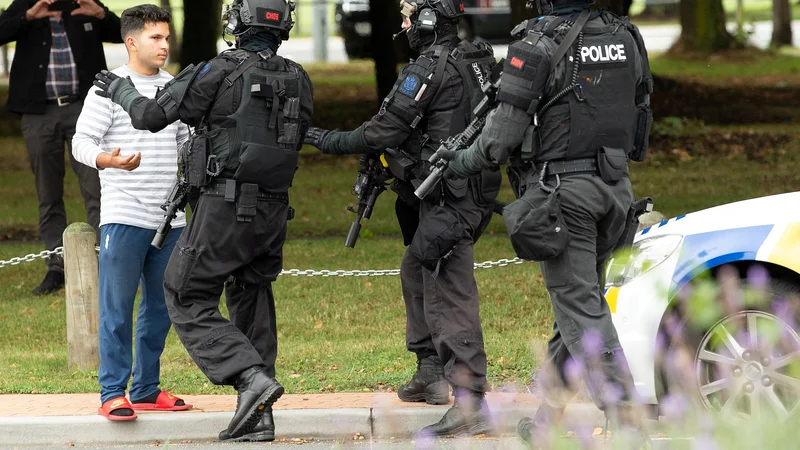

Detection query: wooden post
(63, 222), (100, 370)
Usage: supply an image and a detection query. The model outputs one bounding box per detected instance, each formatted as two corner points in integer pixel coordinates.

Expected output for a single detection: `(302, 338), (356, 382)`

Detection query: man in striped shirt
(72, 4), (191, 421)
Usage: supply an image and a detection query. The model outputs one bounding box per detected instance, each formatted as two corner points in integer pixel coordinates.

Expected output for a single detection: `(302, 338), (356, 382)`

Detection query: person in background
(0, 0), (123, 295)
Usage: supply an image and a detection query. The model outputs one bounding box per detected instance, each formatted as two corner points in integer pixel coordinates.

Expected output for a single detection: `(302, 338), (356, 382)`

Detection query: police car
(604, 192), (800, 421)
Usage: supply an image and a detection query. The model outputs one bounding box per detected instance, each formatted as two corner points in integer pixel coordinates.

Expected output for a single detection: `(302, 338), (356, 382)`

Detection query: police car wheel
(657, 276), (800, 423)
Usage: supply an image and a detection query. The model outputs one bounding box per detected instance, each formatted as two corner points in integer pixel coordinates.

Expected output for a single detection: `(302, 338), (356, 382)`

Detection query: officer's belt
(537, 158), (598, 177)
(201, 179), (289, 202)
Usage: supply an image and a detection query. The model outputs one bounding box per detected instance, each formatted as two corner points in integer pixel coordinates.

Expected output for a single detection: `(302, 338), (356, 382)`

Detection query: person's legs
(63, 101), (101, 237)
(22, 108), (68, 293)
(398, 245), (448, 404)
(98, 224), (147, 407)
(164, 194), (284, 438)
(130, 227), (183, 403)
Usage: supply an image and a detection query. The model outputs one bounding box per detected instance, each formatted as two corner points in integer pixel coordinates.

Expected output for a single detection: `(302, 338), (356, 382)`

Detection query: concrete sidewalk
(0, 392), (606, 446)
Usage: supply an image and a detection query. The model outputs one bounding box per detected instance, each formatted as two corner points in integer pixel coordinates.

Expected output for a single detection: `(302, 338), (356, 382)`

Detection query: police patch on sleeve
(397, 75), (421, 98)
(196, 63), (211, 80)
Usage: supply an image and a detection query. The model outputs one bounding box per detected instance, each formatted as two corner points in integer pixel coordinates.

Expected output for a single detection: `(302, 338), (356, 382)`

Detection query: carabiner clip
(538, 162), (561, 193)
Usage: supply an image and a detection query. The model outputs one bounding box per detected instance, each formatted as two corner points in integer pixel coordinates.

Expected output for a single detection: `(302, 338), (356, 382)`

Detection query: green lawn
(1, 133), (800, 394)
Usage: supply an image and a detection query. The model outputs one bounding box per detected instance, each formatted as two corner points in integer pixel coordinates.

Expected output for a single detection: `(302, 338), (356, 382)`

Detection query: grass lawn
(1, 132), (800, 394)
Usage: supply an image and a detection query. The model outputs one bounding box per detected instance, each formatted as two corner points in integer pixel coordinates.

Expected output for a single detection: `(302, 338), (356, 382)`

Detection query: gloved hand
(304, 127), (332, 150)
(431, 149), (471, 179)
(93, 70), (138, 109)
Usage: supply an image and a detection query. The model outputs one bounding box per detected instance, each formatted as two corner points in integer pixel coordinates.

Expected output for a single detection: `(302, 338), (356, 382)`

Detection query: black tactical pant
(533, 173), (637, 411)
(401, 182), (494, 394)
(163, 189), (288, 385)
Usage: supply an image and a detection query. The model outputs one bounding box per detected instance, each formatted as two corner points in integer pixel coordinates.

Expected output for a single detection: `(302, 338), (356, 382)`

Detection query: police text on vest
(580, 44), (626, 63)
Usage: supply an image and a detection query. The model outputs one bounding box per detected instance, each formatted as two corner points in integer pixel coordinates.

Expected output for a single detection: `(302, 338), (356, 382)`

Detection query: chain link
(0, 247), (528, 275)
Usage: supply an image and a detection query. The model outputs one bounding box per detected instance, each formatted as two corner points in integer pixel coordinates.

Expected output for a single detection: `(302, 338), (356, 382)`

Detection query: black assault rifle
(345, 153), (392, 248)
(414, 61), (504, 200)
(151, 179), (189, 249)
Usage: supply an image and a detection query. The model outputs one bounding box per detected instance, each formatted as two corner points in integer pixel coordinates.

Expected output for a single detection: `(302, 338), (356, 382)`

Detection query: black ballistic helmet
(400, 0), (465, 49)
(222, 0), (296, 41)
(528, 0), (592, 14)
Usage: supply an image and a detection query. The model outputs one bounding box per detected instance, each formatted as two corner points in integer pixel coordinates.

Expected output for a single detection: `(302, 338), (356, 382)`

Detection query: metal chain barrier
(0, 247), (528, 275)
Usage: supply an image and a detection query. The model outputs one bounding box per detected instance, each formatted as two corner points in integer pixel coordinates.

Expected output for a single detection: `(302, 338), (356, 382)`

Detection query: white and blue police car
(604, 192), (800, 422)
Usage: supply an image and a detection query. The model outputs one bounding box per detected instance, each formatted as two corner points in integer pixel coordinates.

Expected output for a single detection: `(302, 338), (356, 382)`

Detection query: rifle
(414, 61), (503, 200)
(152, 179), (189, 249)
(344, 153), (392, 248)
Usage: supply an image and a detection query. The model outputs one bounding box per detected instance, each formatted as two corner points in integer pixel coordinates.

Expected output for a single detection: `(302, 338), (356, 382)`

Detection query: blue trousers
(98, 223), (182, 404)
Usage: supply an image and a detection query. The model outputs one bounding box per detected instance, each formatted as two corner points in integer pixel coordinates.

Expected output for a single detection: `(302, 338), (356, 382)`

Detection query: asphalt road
(3, 21), (800, 72)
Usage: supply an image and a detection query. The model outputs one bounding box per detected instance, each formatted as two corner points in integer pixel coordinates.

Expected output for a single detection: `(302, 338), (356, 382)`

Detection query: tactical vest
(382, 39), (495, 175)
(204, 49), (305, 193)
(525, 13), (638, 164)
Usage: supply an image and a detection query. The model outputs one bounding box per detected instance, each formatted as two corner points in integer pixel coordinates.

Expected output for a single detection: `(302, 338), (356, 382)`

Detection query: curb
(0, 404), (607, 446)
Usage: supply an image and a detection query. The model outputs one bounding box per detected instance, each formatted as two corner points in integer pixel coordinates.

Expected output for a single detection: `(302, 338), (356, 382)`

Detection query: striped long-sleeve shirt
(73, 65), (190, 230)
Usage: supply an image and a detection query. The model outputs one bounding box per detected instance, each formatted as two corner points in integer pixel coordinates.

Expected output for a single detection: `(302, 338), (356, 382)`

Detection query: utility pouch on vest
(597, 146), (627, 185)
(472, 168), (502, 207)
(630, 103), (653, 162)
(409, 206), (464, 271)
(181, 134), (211, 188)
(236, 183), (258, 223)
(503, 183), (569, 262)
(444, 177), (469, 200)
(384, 148), (418, 182)
(235, 141), (299, 192)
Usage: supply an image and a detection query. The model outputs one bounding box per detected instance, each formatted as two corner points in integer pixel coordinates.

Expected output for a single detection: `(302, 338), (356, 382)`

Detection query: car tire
(656, 272), (800, 424)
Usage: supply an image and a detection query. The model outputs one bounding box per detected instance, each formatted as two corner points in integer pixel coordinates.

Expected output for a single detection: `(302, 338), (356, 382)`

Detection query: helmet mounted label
(256, 7), (283, 24)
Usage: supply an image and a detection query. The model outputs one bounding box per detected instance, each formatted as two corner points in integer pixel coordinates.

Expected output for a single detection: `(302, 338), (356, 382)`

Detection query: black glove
(430, 149), (469, 179)
(93, 70), (139, 109)
(304, 127), (332, 150)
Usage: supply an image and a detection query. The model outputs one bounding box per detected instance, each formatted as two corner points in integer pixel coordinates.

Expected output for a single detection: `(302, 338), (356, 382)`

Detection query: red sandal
(98, 396), (138, 421)
(131, 391), (193, 411)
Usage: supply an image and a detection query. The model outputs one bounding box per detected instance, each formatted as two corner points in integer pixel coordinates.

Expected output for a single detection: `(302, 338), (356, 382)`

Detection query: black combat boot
(420, 391), (492, 436)
(219, 406), (275, 442)
(517, 402), (565, 447)
(226, 366), (284, 439)
(397, 355), (450, 405)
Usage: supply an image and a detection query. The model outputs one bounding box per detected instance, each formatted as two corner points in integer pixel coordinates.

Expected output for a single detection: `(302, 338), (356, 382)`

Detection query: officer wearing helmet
(303, 0), (500, 436)
(432, 0), (653, 445)
(92, 0), (313, 442)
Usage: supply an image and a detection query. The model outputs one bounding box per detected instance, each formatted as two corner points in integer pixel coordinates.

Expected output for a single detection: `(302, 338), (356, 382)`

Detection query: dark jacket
(0, 0), (122, 114)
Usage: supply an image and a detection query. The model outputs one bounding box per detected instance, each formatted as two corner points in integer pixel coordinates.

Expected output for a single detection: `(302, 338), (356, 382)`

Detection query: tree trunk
(369, 0), (401, 102)
(771, 0), (793, 47)
(637, 2), (680, 19)
(179, 0), (222, 69)
(670, 0), (737, 53)
(160, 0), (181, 64)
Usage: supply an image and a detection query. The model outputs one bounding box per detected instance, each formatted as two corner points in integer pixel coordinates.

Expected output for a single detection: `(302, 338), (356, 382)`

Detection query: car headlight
(604, 234), (683, 289)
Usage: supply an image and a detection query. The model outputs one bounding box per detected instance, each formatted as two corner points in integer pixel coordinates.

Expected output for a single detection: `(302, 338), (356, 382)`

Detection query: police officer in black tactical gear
(303, 0), (501, 436)
(433, 0), (654, 445)
(92, 0), (313, 442)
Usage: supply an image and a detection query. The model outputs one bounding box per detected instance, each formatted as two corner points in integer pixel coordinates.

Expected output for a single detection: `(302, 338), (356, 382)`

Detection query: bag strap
(548, 9), (591, 68)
